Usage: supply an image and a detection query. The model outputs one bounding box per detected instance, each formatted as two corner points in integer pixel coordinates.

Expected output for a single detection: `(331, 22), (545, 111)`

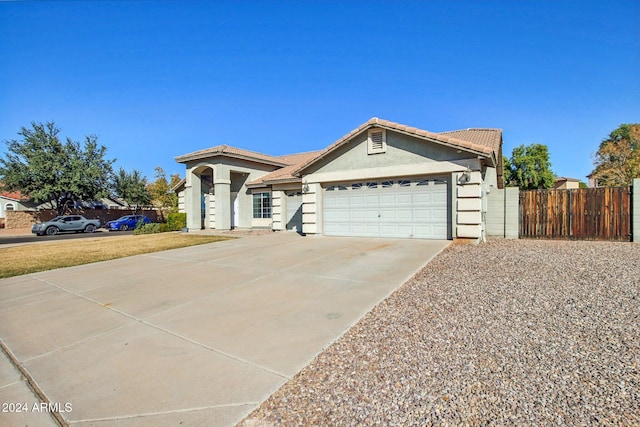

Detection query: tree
(590, 123), (640, 187)
(0, 121), (115, 215)
(503, 143), (555, 190)
(114, 168), (150, 209)
(146, 166), (178, 210)
(169, 173), (182, 190)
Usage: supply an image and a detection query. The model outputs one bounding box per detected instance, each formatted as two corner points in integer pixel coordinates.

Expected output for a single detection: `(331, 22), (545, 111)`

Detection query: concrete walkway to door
(0, 232), (449, 426)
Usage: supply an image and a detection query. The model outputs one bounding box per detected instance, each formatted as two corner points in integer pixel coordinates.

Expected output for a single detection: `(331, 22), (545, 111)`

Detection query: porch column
(214, 165), (231, 230)
(185, 167), (202, 230)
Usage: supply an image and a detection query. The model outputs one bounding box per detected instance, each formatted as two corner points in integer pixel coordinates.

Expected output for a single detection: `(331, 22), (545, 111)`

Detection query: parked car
(32, 215), (101, 236)
(105, 215), (150, 231)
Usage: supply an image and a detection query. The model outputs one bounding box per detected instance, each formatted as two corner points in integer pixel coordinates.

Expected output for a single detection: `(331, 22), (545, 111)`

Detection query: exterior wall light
(302, 181), (310, 193)
(459, 169), (472, 184)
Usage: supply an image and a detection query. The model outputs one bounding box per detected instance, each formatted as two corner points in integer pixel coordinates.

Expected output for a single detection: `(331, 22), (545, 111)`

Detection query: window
(252, 192), (272, 218)
(351, 183), (363, 190)
(4, 203), (15, 211)
(398, 179), (411, 187)
(366, 182), (378, 189)
(382, 181), (393, 188)
(367, 129), (386, 154)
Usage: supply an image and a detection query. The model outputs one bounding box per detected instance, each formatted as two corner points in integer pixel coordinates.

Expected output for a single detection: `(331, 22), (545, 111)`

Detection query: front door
(286, 192), (303, 232)
(231, 193), (239, 228)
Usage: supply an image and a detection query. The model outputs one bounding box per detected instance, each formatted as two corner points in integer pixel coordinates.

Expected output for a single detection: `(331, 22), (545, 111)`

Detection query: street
(0, 229), (134, 246)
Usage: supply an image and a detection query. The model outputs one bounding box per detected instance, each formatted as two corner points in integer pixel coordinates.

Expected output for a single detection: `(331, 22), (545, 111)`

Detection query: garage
(323, 177), (448, 239)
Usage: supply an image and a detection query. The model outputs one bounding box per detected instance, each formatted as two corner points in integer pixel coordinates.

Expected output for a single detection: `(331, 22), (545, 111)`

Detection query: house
(0, 187), (35, 218)
(175, 117), (504, 242)
(0, 182), (130, 217)
(554, 177), (581, 189)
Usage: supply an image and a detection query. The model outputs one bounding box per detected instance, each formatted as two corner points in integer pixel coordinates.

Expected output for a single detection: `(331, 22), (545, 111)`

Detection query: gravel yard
(241, 238), (640, 426)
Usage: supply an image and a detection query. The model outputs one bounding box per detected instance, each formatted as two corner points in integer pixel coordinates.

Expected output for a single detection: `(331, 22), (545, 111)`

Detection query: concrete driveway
(0, 232), (448, 426)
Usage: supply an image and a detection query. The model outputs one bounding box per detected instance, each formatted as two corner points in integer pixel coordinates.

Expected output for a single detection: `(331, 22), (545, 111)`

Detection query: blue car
(105, 215), (150, 231)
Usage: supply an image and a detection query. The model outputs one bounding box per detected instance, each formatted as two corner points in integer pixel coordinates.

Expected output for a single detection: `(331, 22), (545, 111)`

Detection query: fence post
(633, 178), (640, 243)
(505, 187), (519, 239)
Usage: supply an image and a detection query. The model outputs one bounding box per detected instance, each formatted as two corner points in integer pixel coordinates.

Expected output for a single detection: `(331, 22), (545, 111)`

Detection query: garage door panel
(350, 224), (366, 235)
(432, 192), (447, 203)
(396, 210), (413, 220)
(365, 225), (380, 235)
(431, 208), (448, 220)
(397, 225), (413, 235)
(413, 225), (434, 238)
(324, 197), (342, 209)
(362, 210), (378, 220)
(364, 195), (378, 206)
(380, 210), (397, 220)
(350, 210), (365, 221)
(350, 195), (366, 206)
(396, 194), (413, 204)
(379, 194), (396, 205)
(325, 210), (350, 221)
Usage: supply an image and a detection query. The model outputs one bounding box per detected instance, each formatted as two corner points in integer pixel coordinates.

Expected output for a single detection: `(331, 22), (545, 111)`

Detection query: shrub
(167, 212), (187, 231)
(133, 223), (169, 235)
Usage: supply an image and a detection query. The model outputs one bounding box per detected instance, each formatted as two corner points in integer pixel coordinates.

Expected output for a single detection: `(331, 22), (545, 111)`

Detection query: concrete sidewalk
(0, 233), (448, 426)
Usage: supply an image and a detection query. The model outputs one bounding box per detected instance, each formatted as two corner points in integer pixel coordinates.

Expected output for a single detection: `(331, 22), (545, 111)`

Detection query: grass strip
(0, 233), (233, 279)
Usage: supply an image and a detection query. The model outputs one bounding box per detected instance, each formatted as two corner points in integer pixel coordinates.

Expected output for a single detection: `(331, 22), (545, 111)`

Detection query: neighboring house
(1, 183), (130, 215)
(175, 117), (504, 242)
(0, 188), (36, 218)
(172, 178), (186, 213)
(554, 177), (581, 189)
(587, 173), (600, 188)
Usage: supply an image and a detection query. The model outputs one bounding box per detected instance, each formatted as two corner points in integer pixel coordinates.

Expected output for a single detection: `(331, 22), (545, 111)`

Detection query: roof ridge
(440, 128), (502, 132)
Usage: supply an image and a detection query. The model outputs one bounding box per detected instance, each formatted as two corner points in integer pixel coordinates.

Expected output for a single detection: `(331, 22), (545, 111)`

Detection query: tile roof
(0, 183), (29, 201)
(247, 150), (325, 187)
(439, 128), (502, 155)
(176, 118), (504, 188)
(175, 144), (289, 167)
(293, 117), (500, 175)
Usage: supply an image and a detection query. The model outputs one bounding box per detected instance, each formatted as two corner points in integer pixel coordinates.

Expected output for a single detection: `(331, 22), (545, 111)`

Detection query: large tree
(146, 166), (178, 210)
(591, 123), (640, 187)
(0, 121), (115, 214)
(114, 167), (150, 209)
(504, 143), (555, 190)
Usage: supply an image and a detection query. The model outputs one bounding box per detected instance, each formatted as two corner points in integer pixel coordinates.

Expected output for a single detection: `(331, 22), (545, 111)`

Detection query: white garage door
(323, 178), (448, 239)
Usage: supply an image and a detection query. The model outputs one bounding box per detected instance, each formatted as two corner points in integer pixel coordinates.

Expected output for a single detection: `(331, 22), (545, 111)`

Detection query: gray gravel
(240, 238), (640, 426)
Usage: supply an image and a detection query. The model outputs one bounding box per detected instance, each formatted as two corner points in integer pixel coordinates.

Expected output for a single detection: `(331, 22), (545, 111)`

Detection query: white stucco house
(0, 188), (34, 217)
(175, 117), (504, 242)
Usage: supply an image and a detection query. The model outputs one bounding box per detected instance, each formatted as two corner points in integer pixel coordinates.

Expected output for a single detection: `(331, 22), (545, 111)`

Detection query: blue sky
(1, 0), (638, 183)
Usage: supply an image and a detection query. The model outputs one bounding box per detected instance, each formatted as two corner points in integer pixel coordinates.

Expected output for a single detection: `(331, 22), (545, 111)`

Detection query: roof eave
(175, 151), (288, 167)
(246, 177), (302, 188)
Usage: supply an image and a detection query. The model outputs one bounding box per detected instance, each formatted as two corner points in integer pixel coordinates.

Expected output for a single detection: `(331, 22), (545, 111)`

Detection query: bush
(167, 212), (187, 231)
(133, 223), (169, 235)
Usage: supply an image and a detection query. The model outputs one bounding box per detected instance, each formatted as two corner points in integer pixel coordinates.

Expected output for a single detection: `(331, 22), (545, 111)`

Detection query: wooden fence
(520, 187), (632, 241)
